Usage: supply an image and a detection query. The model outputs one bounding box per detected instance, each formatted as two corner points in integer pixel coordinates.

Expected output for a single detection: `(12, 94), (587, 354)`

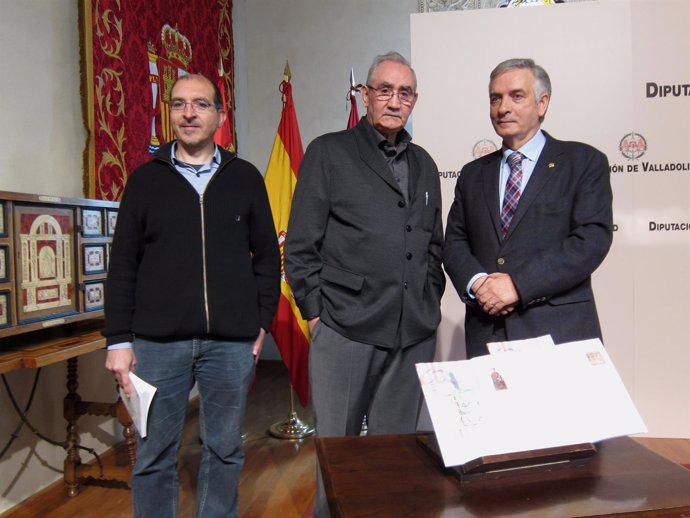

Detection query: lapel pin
(548, 163), (555, 169)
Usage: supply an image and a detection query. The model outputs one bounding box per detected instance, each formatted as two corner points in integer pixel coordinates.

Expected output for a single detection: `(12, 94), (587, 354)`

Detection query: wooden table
(316, 434), (690, 518)
(0, 320), (135, 496)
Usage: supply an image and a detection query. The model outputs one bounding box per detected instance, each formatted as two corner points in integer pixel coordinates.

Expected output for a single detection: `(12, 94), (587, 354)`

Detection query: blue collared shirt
(170, 142), (222, 195)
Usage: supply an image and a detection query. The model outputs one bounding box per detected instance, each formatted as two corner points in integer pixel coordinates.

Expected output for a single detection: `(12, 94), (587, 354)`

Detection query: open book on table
(416, 337), (646, 467)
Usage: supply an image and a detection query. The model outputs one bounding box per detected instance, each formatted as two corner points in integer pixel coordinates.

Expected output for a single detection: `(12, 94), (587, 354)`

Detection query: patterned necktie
(500, 151), (524, 239)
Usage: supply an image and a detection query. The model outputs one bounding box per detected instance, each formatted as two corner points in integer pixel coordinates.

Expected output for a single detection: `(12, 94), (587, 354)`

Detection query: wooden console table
(0, 320), (135, 496)
(316, 434), (690, 518)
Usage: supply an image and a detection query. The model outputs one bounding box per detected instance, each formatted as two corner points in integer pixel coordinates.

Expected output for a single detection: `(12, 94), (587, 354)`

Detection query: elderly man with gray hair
(285, 51), (445, 517)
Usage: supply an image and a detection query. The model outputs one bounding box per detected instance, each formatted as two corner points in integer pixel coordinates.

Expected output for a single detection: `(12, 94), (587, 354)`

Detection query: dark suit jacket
(285, 118), (445, 348)
(443, 132), (613, 358)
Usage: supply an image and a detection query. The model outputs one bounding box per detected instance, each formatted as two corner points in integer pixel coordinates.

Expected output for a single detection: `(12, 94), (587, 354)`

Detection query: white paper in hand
(119, 372), (157, 437)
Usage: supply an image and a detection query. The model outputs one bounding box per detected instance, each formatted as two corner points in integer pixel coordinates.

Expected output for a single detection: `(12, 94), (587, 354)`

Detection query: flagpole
(265, 60), (314, 440)
(268, 384), (314, 439)
(347, 67), (360, 129)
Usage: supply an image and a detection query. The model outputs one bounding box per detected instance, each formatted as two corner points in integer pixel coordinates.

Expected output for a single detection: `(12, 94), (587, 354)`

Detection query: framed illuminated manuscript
(84, 281), (105, 312)
(0, 202), (6, 237)
(14, 205), (78, 324)
(0, 291), (10, 329)
(83, 244), (107, 275)
(106, 209), (118, 236)
(82, 208), (104, 237)
(0, 246), (8, 283)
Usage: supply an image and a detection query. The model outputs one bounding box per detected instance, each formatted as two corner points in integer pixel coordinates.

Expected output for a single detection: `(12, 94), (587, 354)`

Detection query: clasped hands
(472, 273), (519, 316)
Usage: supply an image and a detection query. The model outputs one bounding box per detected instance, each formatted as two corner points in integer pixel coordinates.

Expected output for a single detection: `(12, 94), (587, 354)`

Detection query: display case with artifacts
(0, 190), (118, 340)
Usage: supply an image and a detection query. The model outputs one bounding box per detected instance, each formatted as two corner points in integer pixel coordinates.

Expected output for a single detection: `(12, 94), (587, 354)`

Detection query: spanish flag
(264, 64), (310, 407)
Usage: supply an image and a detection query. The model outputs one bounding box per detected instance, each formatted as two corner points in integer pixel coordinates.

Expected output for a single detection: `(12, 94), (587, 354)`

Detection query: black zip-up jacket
(103, 143), (280, 346)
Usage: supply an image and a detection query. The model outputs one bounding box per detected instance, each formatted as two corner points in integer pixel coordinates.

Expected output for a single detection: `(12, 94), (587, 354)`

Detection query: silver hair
(366, 51), (417, 90)
(490, 58), (552, 100)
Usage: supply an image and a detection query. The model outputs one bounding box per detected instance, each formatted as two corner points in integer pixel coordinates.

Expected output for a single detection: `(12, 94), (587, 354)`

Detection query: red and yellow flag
(264, 67), (311, 407)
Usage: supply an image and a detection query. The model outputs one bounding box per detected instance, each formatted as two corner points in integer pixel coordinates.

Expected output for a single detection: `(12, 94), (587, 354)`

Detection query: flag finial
(284, 61), (292, 82)
(346, 67), (360, 129)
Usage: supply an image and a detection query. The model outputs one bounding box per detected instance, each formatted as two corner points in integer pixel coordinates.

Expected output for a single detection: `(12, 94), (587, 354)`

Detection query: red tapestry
(79, 0), (236, 200)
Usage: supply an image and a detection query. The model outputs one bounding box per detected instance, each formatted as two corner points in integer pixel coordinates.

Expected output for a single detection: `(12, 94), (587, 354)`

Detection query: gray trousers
(310, 321), (437, 517)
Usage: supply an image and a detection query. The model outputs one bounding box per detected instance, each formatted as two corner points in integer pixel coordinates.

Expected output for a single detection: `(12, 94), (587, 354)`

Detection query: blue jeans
(131, 337), (254, 518)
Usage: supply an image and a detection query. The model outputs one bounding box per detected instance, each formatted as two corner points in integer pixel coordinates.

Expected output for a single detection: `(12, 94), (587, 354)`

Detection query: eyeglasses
(365, 85), (416, 105)
(169, 99), (220, 113)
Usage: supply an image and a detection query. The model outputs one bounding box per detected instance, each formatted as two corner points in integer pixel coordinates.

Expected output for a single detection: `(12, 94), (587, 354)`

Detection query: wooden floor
(0, 361), (316, 518)
(2, 360), (690, 518)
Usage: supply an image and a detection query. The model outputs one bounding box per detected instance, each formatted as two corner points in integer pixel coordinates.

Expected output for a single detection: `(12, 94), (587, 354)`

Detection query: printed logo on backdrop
(439, 138), (498, 181)
(619, 132), (647, 160)
(472, 139), (498, 159)
(610, 131), (649, 172)
(609, 132), (690, 175)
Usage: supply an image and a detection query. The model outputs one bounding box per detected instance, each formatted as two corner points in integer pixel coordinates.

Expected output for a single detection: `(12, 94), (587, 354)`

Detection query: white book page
(416, 338), (646, 467)
(487, 334), (555, 354)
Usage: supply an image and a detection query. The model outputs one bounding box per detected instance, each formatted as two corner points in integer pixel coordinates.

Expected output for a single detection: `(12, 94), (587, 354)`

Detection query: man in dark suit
(444, 58), (613, 359)
(285, 51), (444, 517)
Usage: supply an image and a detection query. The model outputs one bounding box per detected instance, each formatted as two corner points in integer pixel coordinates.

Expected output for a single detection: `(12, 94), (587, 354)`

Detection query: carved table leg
(63, 357), (82, 497)
(62, 358), (137, 496)
(116, 398), (137, 468)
